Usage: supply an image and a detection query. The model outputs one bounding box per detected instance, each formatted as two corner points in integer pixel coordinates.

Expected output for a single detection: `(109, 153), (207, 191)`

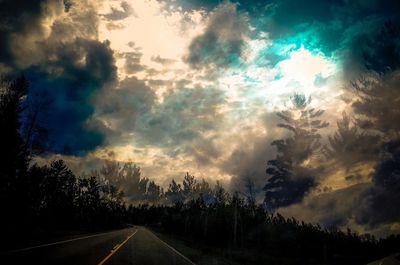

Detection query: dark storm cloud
(260, 0), (398, 42)
(280, 183), (370, 228)
(324, 2), (400, 77)
(27, 38), (117, 155)
(185, 2), (249, 69)
(360, 21), (400, 74)
(135, 86), (225, 148)
(340, 21), (400, 81)
(254, 0), (344, 39)
(0, 0), (119, 155)
(356, 141), (400, 227)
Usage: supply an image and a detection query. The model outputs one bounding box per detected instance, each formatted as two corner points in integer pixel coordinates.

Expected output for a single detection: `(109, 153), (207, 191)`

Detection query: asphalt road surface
(1, 226), (196, 265)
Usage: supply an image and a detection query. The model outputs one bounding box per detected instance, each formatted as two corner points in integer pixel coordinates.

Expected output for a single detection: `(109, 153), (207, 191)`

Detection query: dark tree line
(127, 180), (399, 265)
(0, 76), (127, 250)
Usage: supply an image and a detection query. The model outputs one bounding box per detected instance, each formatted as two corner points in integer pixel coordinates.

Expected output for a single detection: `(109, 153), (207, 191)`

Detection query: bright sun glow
(217, 46), (338, 115)
(277, 46), (336, 91)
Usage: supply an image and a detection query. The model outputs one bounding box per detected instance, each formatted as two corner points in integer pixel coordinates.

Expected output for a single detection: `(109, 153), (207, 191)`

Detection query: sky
(1, 0), (400, 237)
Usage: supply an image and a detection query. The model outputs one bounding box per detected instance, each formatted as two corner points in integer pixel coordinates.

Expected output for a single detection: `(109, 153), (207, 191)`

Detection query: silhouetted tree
(182, 172), (196, 200)
(40, 160), (77, 228)
(166, 179), (184, 204)
(138, 177), (149, 199)
(213, 181), (229, 205)
(144, 180), (162, 203)
(0, 76), (29, 194)
(99, 161), (147, 202)
(0, 76), (32, 236)
(21, 90), (49, 155)
(264, 93), (329, 209)
(242, 176), (257, 209)
(194, 178), (214, 204)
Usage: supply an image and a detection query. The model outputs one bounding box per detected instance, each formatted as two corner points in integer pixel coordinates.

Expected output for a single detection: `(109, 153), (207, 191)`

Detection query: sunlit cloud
(98, 0), (207, 79)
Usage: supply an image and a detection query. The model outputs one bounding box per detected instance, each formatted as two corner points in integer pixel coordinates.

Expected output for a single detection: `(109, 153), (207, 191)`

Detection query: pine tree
(0, 76), (29, 192)
(264, 94), (328, 209)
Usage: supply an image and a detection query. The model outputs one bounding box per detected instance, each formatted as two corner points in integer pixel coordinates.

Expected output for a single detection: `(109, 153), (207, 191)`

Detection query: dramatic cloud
(27, 38), (117, 155)
(279, 183), (370, 229)
(323, 112), (381, 170)
(94, 76), (155, 143)
(123, 50), (145, 74)
(2, 0), (400, 236)
(352, 70), (400, 136)
(135, 86), (225, 147)
(186, 3), (249, 69)
(0, 0), (48, 67)
(356, 141), (400, 227)
(0, 0), (117, 155)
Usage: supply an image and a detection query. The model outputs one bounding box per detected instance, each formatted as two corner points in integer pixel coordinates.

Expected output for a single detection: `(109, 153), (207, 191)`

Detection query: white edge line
(146, 228), (197, 265)
(2, 228), (133, 255)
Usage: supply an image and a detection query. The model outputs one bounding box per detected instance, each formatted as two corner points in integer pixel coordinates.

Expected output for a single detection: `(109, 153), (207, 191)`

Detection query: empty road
(1, 226), (195, 265)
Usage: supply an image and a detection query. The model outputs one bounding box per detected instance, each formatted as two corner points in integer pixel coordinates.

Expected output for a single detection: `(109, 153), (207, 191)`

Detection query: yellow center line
(112, 244), (120, 250)
(97, 229), (138, 265)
